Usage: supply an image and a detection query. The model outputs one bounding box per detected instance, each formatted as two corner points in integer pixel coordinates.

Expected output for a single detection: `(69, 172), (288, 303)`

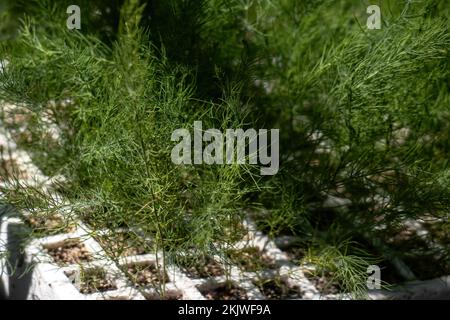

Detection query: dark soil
(305, 271), (341, 295)
(144, 290), (183, 300)
(377, 262), (406, 285)
(386, 231), (450, 281)
(402, 251), (450, 281)
(284, 247), (306, 264)
(180, 255), (224, 278)
(199, 282), (248, 300)
(254, 278), (304, 299)
(45, 239), (92, 265)
(226, 247), (277, 272)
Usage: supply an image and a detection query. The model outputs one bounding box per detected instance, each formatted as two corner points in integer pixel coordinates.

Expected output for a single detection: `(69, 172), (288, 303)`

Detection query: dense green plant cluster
(1, 0), (449, 298)
(0, 0), (254, 295)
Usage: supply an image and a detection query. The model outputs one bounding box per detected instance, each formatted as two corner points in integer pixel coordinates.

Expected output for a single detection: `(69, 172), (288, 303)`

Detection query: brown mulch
(79, 268), (117, 294)
(200, 283), (248, 300)
(45, 240), (92, 265)
(127, 263), (169, 286)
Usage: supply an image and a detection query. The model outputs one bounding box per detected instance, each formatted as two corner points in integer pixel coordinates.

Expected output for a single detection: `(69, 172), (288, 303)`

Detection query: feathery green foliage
(1, 0), (449, 298)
